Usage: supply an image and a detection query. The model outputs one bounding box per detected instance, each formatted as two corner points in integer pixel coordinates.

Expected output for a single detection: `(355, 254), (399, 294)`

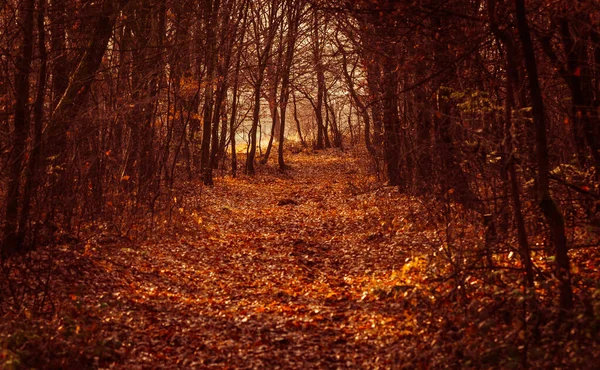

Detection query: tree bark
(488, 0), (534, 287)
(312, 9), (328, 149)
(337, 33), (373, 155)
(245, 0), (280, 175)
(49, 0), (69, 110)
(261, 23), (285, 165)
(3, 0), (36, 257)
(228, 3), (249, 177)
(277, 0), (302, 169)
(200, 0), (220, 185)
(515, 0), (573, 310)
(17, 0), (49, 252)
(292, 93), (306, 147)
(380, 54), (403, 187)
(47, 0), (129, 161)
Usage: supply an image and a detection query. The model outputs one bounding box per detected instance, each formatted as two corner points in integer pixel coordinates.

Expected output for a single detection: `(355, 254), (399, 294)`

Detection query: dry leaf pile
(1, 150), (598, 369)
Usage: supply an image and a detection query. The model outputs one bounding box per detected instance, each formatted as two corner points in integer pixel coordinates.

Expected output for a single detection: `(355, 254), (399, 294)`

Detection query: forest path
(104, 150), (433, 368)
(5, 150), (439, 369)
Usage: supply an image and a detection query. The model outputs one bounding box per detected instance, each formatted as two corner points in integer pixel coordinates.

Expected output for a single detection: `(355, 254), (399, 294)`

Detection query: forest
(1, 0), (599, 368)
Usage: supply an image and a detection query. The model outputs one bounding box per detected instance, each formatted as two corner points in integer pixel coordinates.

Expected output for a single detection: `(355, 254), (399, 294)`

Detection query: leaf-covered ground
(2, 150), (599, 369)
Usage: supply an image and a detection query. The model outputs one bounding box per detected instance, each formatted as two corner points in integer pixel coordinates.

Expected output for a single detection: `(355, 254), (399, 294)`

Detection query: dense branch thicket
(323, 0), (600, 313)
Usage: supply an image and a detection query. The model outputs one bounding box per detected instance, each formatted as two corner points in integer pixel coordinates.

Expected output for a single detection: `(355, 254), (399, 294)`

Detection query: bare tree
(245, 0), (281, 175)
(515, 0), (573, 310)
(3, 0), (35, 256)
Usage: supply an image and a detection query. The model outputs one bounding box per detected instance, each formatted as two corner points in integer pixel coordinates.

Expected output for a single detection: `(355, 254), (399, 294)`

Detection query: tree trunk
(488, 0), (534, 287)
(3, 0), (35, 257)
(312, 10), (327, 149)
(246, 73), (263, 175)
(325, 92), (342, 148)
(261, 29), (284, 165)
(245, 0), (279, 175)
(17, 0), (49, 252)
(292, 93), (306, 147)
(229, 15), (247, 177)
(212, 0), (241, 171)
(49, 0), (69, 110)
(277, 1), (301, 169)
(380, 54), (403, 187)
(261, 104), (279, 164)
(515, 0), (573, 311)
(337, 34), (374, 155)
(365, 62), (383, 151)
(46, 0), (129, 162)
(128, 0), (164, 195)
(200, 0), (220, 185)
(558, 17), (600, 176)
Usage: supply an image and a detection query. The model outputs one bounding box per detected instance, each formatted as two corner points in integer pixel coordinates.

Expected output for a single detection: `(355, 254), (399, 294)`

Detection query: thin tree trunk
(292, 93), (306, 147)
(326, 93), (342, 148)
(246, 0), (279, 175)
(229, 7), (247, 176)
(312, 10), (327, 149)
(210, 81), (228, 169)
(200, 0), (220, 185)
(3, 0), (35, 257)
(337, 35), (373, 155)
(262, 28), (284, 165)
(17, 0), (49, 252)
(212, 0), (241, 170)
(276, 6), (299, 168)
(365, 62), (383, 150)
(277, 0), (301, 169)
(49, 0), (69, 110)
(261, 105), (279, 164)
(506, 54), (534, 288)
(246, 74), (263, 175)
(488, 0), (534, 287)
(46, 0), (129, 161)
(347, 103), (354, 145)
(380, 54), (402, 187)
(515, 0), (573, 310)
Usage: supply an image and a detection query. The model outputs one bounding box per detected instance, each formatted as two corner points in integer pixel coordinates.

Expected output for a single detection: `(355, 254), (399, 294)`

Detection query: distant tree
(277, 0), (305, 170)
(200, 0), (220, 186)
(245, 0), (281, 175)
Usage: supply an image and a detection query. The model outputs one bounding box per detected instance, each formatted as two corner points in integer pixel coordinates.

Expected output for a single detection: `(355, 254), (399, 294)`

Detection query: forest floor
(1, 149), (599, 369)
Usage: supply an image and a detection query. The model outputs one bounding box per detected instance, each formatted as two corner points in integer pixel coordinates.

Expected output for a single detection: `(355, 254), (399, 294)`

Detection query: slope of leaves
(1, 149), (599, 369)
